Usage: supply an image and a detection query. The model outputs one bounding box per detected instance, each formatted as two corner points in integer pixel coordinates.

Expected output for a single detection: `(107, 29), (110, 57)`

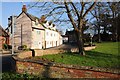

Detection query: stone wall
(13, 57), (120, 78)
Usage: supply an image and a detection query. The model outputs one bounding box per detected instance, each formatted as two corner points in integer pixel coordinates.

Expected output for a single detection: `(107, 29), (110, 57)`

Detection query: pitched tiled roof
(26, 13), (39, 21)
(0, 25), (9, 37)
(20, 12), (59, 32)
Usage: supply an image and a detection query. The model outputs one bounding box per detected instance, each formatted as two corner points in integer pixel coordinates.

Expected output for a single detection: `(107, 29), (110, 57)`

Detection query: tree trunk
(112, 21), (118, 42)
(98, 25), (101, 43)
(75, 30), (85, 55)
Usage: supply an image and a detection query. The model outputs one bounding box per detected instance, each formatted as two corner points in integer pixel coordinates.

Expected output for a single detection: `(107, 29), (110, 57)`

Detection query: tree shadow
(63, 51), (120, 69)
(63, 51), (119, 60)
(85, 51), (119, 60)
(30, 49), (35, 57)
(42, 62), (53, 78)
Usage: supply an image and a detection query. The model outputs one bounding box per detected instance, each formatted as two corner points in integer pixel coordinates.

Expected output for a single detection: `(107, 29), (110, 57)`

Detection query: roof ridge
(26, 12), (39, 21)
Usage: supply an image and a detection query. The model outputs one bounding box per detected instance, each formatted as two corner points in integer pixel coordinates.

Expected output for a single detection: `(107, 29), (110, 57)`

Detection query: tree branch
(70, 2), (80, 18)
(64, 1), (78, 31)
(80, 2), (85, 18)
(83, 2), (96, 18)
(49, 6), (65, 14)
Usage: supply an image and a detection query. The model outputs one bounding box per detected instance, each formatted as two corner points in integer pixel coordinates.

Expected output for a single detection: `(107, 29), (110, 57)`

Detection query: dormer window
(53, 24), (55, 27)
(49, 21), (52, 26)
(35, 19), (39, 25)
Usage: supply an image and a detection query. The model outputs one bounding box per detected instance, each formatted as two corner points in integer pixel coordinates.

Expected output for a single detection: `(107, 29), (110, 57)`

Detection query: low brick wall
(35, 46), (96, 56)
(35, 50), (66, 56)
(71, 46), (96, 52)
(13, 56), (120, 78)
(16, 51), (32, 59)
(15, 46), (96, 57)
(84, 46), (96, 51)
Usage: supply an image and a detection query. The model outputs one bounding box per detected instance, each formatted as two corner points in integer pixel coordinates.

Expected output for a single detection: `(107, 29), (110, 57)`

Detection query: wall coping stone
(12, 56), (120, 74)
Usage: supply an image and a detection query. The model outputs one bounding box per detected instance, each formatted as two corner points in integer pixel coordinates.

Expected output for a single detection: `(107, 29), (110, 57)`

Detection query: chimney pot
(22, 5), (27, 12)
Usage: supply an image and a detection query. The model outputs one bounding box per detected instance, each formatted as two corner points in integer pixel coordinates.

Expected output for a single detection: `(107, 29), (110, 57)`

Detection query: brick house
(65, 30), (91, 43)
(0, 25), (9, 50)
(6, 5), (62, 50)
(65, 30), (77, 43)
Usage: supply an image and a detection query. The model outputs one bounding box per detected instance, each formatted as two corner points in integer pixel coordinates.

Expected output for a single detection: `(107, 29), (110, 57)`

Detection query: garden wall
(34, 49), (66, 56)
(16, 51), (32, 59)
(16, 45), (96, 58)
(13, 56), (120, 78)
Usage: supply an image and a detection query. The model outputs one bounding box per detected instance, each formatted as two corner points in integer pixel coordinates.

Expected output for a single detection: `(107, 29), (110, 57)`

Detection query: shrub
(23, 45), (27, 50)
(8, 45), (12, 49)
(3, 44), (8, 49)
(18, 45), (29, 51)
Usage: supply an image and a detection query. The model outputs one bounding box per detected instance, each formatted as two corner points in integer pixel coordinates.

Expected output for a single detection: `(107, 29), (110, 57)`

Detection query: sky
(0, 1), (95, 34)
(0, 2), (68, 34)
(1, 2), (41, 29)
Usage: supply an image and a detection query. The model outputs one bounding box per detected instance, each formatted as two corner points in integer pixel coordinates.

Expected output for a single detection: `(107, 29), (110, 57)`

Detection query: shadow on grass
(85, 51), (119, 59)
(64, 51), (119, 59)
(63, 51), (120, 69)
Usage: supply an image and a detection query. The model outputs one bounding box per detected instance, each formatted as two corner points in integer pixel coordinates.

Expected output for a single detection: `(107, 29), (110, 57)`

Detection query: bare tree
(28, 1), (96, 55)
(107, 2), (120, 41)
(90, 2), (104, 42)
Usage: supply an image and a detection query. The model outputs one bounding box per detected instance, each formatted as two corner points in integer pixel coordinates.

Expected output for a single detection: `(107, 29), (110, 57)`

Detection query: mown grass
(37, 42), (119, 69)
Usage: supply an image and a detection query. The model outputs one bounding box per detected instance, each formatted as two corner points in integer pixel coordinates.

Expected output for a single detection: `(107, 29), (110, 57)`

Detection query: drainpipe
(12, 15), (14, 54)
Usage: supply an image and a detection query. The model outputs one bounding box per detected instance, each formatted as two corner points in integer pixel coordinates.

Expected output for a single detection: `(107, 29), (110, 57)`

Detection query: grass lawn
(36, 42), (120, 69)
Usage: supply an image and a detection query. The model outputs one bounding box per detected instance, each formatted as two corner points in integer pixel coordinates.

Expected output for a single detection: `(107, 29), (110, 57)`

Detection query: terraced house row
(6, 5), (63, 50)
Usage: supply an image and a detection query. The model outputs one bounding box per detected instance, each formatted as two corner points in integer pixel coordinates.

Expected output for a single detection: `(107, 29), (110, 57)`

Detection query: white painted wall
(44, 28), (63, 48)
(31, 21), (45, 49)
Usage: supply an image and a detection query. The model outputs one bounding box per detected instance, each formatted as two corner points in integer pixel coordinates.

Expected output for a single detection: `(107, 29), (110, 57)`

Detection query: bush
(23, 45), (27, 50)
(8, 45), (12, 49)
(2, 44), (12, 50)
(3, 44), (8, 49)
(18, 45), (29, 51)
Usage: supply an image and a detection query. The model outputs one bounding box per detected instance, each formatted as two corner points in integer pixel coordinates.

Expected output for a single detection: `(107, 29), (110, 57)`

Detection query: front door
(39, 41), (42, 49)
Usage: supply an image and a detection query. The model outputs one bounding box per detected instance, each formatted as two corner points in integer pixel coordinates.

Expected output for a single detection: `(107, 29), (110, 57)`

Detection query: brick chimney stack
(22, 5), (27, 12)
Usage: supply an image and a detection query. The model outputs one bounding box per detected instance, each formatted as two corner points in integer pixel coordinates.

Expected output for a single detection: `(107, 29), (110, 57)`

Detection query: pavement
(45, 44), (77, 50)
(0, 52), (16, 72)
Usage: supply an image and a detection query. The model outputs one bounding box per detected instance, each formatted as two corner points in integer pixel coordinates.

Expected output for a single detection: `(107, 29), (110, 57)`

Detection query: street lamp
(90, 33), (93, 46)
(89, 25), (94, 46)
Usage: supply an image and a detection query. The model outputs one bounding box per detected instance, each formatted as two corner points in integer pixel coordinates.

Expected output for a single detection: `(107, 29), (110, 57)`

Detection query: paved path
(0, 53), (16, 72)
(45, 44), (77, 50)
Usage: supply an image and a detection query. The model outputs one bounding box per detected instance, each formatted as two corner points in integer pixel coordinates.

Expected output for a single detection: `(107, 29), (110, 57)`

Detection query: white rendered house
(6, 5), (63, 50)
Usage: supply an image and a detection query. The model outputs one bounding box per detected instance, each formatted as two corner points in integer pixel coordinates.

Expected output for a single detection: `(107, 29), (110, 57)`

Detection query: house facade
(65, 30), (77, 43)
(6, 5), (62, 50)
(62, 35), (68, 44)
(65, 30), (91, 43)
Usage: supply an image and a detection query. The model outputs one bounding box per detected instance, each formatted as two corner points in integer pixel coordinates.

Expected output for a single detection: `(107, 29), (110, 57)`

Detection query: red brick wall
(0, 36), (9, 50)
(15, 59), (120, 78)
(0, 36), (4, 50)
